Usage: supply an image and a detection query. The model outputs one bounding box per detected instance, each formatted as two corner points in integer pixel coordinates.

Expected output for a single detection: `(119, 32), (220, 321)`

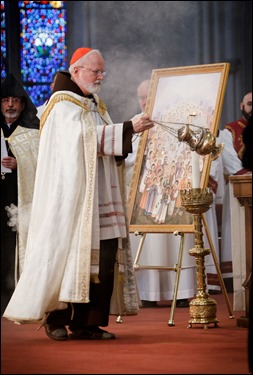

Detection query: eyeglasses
(77, 66), (107, 77)
(1, 97), (23, 103)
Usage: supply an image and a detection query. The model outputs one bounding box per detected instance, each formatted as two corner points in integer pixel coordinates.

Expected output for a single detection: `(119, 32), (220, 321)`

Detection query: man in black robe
(1, 73), (40, 313)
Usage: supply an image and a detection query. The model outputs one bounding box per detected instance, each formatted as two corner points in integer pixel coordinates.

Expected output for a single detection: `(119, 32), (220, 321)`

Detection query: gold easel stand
(116, 231), (186, 325)
(181, 187), (219, 329)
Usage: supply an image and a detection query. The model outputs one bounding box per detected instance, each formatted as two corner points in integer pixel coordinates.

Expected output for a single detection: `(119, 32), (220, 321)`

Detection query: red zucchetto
(70, 47), (93, 66)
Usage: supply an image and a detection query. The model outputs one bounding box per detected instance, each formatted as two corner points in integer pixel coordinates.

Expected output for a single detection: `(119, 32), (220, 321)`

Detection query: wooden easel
(117, 212), (233, 325)
(132, 230), (186, 326)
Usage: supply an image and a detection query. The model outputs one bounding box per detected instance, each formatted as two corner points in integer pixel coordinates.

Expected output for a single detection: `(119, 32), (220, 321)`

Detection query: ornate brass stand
(180, 187), (219, 329)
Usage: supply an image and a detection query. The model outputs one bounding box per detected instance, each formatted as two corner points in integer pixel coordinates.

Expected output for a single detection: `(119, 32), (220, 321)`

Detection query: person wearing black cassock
(1, 73), (40, 313)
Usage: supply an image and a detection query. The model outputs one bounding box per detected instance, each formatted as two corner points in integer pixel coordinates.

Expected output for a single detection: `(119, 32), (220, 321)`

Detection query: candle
(191, 151), (200, 188)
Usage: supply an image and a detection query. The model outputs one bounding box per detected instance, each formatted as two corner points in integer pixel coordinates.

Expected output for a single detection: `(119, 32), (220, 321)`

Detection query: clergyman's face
(241, 92), (252, 121)
(1, 96), (25, 122)
(73, 52), (106, 95)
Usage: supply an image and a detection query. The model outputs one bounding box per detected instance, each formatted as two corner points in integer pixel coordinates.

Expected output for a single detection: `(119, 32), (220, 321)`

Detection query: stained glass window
(1, 1), (7, 79)
(18, 1), (67, 106)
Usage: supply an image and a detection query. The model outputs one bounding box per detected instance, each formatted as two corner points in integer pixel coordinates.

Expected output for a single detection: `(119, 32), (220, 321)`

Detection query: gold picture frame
(128, 63), (230, 233)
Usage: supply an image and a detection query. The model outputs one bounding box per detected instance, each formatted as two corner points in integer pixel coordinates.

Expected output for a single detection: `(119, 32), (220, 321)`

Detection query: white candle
(191, 151), (200, 188)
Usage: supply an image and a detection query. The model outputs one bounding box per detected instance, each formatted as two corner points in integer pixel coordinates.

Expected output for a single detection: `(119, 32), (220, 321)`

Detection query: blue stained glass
(1, 0), (7, 79)
(24, 84), (52, 106)
(19, 1), (54, 10)
(19, 1), (67, 106)
(1, 0), (5, 27)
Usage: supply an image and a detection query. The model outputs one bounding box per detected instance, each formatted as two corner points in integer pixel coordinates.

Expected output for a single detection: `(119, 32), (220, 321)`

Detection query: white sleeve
(217, 129), (243, 175)
(36, 102), (47, 120)
(97, 123), (124, 156)
(210, 158), (220, 181)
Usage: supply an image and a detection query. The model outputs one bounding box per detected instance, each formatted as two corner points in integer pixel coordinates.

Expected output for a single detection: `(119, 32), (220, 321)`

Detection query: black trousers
(46, 238), (118, 330)
(1, 172), (18, 314)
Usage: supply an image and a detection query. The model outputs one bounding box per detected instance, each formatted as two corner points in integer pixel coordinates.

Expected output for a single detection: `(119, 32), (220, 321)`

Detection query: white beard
(4, 110), (22, 120)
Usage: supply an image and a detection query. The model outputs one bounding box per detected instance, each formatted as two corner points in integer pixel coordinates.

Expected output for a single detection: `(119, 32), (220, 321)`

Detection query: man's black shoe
(176, 299), (189, 308)
(69, 326), (116, 340)
(209, 290), (221, 295)
(141, 300), (158, 308)
(44, 324), (68, 341)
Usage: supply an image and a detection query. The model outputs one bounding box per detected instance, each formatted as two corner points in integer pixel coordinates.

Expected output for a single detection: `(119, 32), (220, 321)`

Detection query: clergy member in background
(1, 73), (40, 314)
